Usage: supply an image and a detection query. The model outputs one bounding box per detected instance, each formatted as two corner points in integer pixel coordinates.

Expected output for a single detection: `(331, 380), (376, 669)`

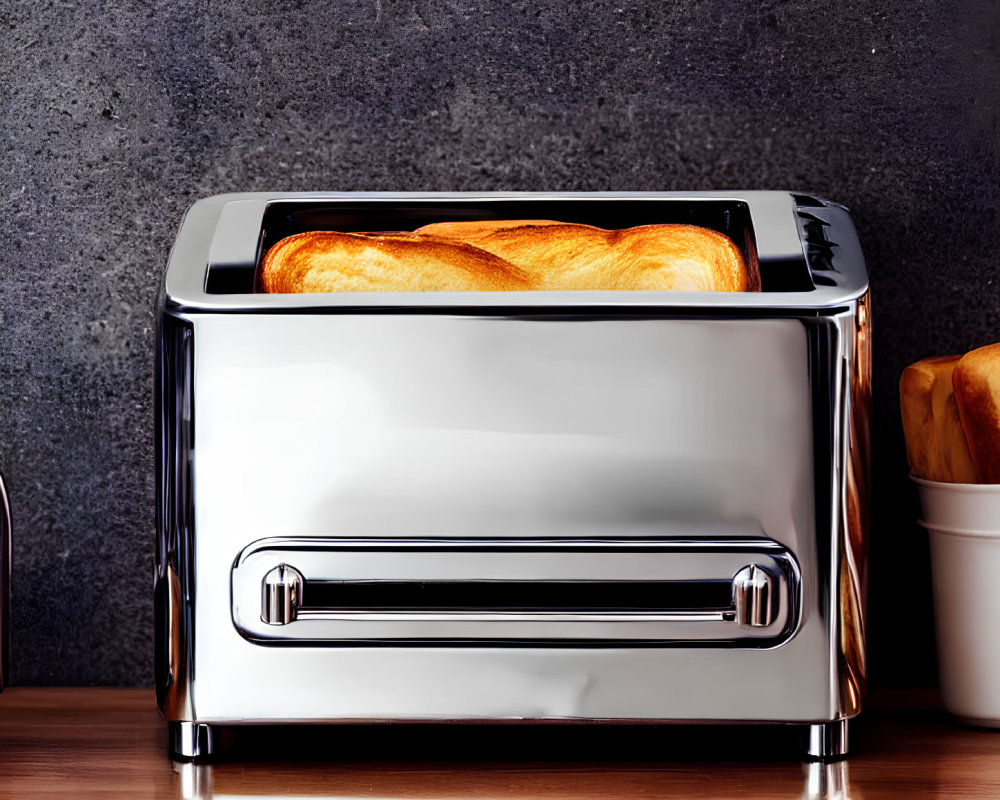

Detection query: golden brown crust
(258, 231), (535, 293)
(953, 343), (1000, 483)
(415, 220), (754, 292)
(260, 220), (753, 294)
(899, 355), (979, 483)
(416, 219), (584, 237)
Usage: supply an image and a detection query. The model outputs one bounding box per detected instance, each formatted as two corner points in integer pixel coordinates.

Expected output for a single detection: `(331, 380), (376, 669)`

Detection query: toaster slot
(299, 579), (736, 614)
(203, 197), (788, 294)
(232, 539), (799, 647)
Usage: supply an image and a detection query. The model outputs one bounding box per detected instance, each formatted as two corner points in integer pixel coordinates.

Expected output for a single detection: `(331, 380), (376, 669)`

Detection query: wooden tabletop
(0, 688), (997, 798)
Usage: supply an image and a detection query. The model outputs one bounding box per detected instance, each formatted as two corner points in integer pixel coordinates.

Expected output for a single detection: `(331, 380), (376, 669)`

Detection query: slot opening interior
(301, 580), (735, 614)
(204, 200), (814, 294)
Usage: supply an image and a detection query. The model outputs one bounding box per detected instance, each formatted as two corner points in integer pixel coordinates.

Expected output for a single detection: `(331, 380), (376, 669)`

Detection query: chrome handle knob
(732, 564), (776, 627)
(261, 564), (304, 625)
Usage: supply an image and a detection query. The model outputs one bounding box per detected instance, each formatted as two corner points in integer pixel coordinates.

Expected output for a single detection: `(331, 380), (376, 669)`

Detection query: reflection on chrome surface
(175, 759), (858, 800)
(175, 762), (212, 800)
(161, 313), (848, 734)
(802, 760), (854, 800)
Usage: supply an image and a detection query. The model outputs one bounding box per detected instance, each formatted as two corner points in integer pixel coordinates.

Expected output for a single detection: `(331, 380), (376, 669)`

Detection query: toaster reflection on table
(156, 192), (869, 762)
(172, 760), (855, 799)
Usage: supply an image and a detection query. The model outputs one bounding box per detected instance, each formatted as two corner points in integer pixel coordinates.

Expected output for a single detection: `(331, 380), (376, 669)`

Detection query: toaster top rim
(160, 191), (869, 313)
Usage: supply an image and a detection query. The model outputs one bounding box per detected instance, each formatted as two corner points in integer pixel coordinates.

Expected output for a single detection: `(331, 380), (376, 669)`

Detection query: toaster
(156, 191), (870, 762)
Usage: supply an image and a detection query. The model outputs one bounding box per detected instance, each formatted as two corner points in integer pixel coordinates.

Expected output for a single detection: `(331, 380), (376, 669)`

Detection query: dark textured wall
(0, 0), (998, 685)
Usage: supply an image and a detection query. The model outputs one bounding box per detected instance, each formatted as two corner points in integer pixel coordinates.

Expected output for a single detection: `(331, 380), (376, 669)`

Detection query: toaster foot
(169, 721), (216, 762)
(805, 720), (849, 761)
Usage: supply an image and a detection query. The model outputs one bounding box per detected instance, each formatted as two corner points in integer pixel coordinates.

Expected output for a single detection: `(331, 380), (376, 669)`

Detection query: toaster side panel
(175, 312), (839, 723)
(838, 293), (871, 717)
(155, 313), (196, 720)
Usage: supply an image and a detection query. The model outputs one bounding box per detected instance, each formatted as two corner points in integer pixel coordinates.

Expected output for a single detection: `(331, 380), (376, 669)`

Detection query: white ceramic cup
(914, 476), (1000, 726)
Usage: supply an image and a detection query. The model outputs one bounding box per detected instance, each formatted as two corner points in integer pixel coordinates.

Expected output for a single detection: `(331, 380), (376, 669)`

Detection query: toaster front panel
(184, 312), (835, 722)
(193, 314), (815, 544)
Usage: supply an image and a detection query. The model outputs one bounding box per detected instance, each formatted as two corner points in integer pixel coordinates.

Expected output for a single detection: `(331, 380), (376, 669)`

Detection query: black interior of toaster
(205, 199), (814, 294)
(301, 579), (734, 614)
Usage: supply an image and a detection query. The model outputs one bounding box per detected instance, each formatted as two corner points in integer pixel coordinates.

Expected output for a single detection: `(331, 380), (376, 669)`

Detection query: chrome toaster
(155, 191), (870, 761)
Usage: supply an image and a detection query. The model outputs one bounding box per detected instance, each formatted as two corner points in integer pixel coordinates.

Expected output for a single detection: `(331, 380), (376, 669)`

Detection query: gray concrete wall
(1, 0), (998, 685)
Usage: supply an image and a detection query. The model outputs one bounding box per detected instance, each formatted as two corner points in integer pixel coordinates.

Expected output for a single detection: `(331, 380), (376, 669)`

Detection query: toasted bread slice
(259, 231), (534, 293)
(415, 220), (756, 292)
(953, 343), (1000, 483)
(900, 355), (979, 483)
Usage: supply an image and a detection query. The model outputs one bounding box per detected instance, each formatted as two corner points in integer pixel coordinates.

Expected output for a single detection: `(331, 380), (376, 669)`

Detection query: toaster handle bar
(262, 573), (768, 633)
(234, 538), (798, 646)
